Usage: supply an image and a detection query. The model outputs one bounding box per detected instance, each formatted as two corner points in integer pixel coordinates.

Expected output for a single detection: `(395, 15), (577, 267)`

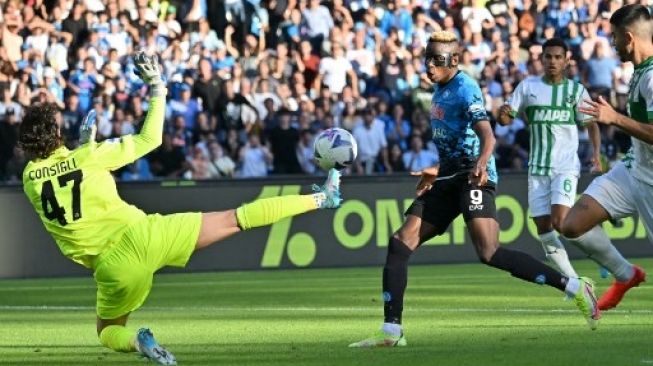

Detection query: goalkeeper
(19, 51), (342, 365)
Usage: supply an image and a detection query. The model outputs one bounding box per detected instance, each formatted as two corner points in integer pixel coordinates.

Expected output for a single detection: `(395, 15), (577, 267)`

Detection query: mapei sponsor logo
(533, 109), (571, 122)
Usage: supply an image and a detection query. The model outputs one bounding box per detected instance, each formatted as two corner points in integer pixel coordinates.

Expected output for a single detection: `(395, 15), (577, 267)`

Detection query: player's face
(611, 28), (633, 62)
(541, 46), (567, 79)
(425, 43), (458, 83)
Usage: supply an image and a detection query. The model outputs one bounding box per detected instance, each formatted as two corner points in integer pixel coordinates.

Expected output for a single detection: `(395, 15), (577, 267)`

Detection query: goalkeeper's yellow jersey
(22, 95), (167, 269)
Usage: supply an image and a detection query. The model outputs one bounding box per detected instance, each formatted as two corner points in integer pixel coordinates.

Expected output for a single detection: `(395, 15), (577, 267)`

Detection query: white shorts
(584, 161), (653, 242)
(528, 173), (579, 217)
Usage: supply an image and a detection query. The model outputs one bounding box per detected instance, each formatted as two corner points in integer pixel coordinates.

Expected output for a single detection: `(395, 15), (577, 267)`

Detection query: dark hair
(610, 4), (652, 29)
(542, 38), (568, 54)
(18, 103), (63, 160)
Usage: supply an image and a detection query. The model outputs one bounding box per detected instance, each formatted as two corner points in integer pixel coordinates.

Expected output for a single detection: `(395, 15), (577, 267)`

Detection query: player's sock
(565, 225), (634, 282)
(236, 194), (322, 230)
(486, 247), (567, 291)
(383, 237), (413, 324)
(563, 276), (581, 297)
(539, 231), (578, 278)
(382, 322), (402, 337)
(99, 325), (137, 352)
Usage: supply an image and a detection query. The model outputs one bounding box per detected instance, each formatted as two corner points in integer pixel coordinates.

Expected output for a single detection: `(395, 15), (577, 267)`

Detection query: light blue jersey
(430, 71), (498, 183)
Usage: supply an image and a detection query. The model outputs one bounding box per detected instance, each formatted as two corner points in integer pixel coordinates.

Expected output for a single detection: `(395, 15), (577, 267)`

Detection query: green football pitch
(1, 259), (652, 366)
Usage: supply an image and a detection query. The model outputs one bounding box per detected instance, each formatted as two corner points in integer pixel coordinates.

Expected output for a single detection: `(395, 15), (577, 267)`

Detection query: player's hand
(411, 165), (439, 196)
(133, 51), (166, 96)
(498, 104), (512, 117)
(590, 154), (604, 174)
(469, 160), (488, 186)
(497, 105), (513, 126)
(79, 109), (97, 145)
(579, 96), (619, 125)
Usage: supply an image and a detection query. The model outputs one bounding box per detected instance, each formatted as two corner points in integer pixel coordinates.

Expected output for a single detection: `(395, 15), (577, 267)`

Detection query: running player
(498, 38), (602, 278)
(20, 51), (342, 365)
(349, 31), (600, 348)
(563, 4), (652, 311)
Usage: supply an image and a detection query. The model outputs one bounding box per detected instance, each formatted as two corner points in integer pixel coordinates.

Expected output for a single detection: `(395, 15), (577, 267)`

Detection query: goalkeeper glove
(79, 109), (97, 145)
(133, 51), (166, 97)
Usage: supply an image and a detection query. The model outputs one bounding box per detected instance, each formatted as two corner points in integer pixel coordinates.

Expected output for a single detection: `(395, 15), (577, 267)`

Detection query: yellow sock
(99, 325), (137, 352)
(236, 194), (323, 230)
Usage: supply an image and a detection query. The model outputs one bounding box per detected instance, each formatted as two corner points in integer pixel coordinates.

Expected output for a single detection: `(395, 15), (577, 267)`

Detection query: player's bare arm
(470, 120), (494, 186)
(586, 121), (603, 173)
(581, 95), (653, 145)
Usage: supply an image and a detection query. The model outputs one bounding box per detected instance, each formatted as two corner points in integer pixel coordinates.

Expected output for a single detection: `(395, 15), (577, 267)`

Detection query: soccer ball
(313, 128), (358, 170)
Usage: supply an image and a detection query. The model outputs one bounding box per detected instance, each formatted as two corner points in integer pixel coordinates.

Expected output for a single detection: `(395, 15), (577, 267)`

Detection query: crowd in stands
(0, 0), (638, 182)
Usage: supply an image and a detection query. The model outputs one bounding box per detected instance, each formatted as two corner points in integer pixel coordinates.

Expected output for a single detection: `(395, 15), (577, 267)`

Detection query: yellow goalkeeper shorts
(94, 212), (202, 319)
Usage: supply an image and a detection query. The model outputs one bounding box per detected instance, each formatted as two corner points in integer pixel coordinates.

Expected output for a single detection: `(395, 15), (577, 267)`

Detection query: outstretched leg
(196, 169), (341, 250)
(467, 217), (600, 330)
(562, 194), (645, 310)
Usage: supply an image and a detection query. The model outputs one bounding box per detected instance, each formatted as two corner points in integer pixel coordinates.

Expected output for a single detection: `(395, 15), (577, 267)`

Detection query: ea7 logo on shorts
(469, 204), (484, 211)
(469, 189), (484, 211)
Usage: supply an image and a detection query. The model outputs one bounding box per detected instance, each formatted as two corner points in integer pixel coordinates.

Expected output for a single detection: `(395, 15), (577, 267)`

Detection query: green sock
(236, 194), (323, 230)
(99, 325), (137, 352)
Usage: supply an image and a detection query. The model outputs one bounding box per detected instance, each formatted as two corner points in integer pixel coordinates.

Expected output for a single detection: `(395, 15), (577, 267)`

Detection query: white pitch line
(1, 305), (653, 315)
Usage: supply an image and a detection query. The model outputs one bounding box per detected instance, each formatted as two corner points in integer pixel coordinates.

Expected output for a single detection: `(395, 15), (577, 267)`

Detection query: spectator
(149, 134), (189, 178)
(385, 104), (411, 151)
(317, 42), (358, 96)
(0, 88), (21, 180)
(268, 108), (302, 174)
(353, 107), (390, 174)
(168, 83), (202, 130)
(68, 57), (99, 113)
(121, 159), (154, 181)
(297, 129), (318, 175)
(585, 41), (618, 100)
(303, 0), (335, 47)
(388, 143), (407, 173)
(239, 133), (272, 177)
(207, 141), (236, 178)
(402, 135), (439, 172)
(217, 78), (256, 141)
(189, 146), (211, 180)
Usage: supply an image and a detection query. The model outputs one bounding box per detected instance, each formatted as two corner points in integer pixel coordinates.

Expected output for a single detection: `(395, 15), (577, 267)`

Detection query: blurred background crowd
(0, 0), (639, 182)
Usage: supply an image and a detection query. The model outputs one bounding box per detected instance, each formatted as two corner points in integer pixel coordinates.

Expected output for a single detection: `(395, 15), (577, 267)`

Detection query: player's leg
(97, 314), (133, 351)
(463, 185), (600, 329)
(195, 168), (341, 249)
(529, 174), (577, 277)
(93, 218), (189, 365)
(97, 314), (179, 364)
(560, 163), (642, 309)
(97, 314), (174, 364)
(465, 185), (568, 289)
(349, 181), (457, 347)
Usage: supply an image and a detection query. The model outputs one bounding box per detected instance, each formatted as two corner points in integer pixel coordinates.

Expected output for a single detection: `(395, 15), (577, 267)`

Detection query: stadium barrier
(1, 173), (651, 279)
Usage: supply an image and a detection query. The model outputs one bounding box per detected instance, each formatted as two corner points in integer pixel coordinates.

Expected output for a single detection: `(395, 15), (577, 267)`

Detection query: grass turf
(0, 259), (652, 366)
